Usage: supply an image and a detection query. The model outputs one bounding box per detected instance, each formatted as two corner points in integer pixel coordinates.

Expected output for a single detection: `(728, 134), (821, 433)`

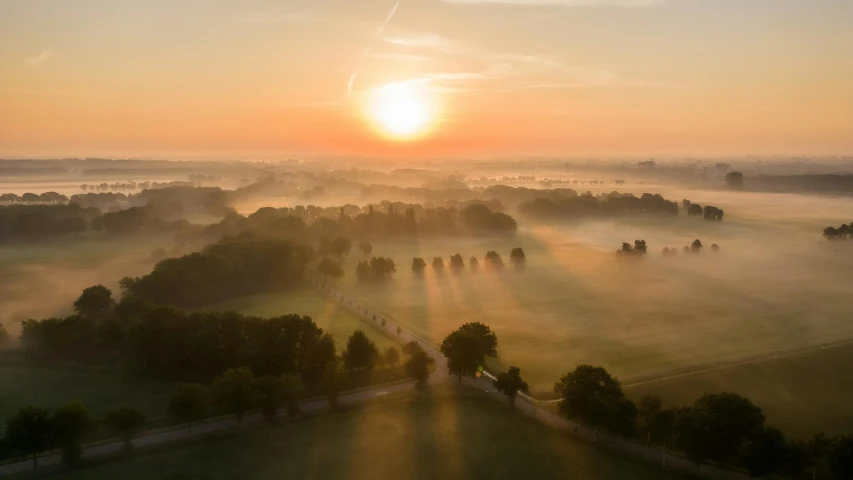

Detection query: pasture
(51, 387), (686, 480)
(329, 188), (853, 399)
(626, 342), (853, 439)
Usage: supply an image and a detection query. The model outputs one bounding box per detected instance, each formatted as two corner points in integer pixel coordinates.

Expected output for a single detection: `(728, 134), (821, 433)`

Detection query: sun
(367, 82), (435, 140)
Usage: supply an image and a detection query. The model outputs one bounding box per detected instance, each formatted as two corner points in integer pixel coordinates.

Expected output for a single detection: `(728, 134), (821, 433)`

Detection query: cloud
(438, 0), (664, 5)
(25, 49), (53, 67)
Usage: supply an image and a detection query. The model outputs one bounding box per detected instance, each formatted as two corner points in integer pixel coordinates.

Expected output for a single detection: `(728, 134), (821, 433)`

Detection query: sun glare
(367, 82), (435, 140)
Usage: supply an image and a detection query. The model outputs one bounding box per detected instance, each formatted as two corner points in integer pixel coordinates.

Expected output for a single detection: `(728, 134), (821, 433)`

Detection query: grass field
(0, 366), (177, 424)
(52, 387), (687, 480)
(625, 342), (853, 439)
(324, 188), (853, 407)
(202, 287), (397, 352)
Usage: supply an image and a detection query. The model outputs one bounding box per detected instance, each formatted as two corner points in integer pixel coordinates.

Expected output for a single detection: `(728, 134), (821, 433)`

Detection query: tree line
(412, 248), (526, 275)
(519, 192), (680, 220)
(617, 239), (720, 256)
(823, 222), (852, 240)
(682, 200), (725, 221)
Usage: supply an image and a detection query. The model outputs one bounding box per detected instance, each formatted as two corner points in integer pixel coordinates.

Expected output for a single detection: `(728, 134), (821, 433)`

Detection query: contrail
(348, 0), (401, 93)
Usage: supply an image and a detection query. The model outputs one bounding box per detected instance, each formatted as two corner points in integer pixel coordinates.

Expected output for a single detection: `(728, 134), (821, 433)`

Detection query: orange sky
(1, 0), (851, 158)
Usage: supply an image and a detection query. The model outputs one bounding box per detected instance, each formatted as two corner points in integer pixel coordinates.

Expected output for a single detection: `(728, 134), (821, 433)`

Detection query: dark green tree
(5, 406), (52, 468)
(342, 330), (379, 372)
(440, 330), (485, 383)
(405, 349), (433, 389)
(493, 366), (529, 407)
(509, 248), (526, 270)
(254, 375), (286, 425)
(50, 402), (93, 467)
(553, 365), (637, 436)
(411, 257), (426, 275)
(168, 384), (209, 434)
(211, 367), (258, 424)
(743, 426), (789, 477)
(73, 285), (115, 319)
(458, 322), (498, 357)
(320, 359), (345, 410)
(383, 347), (400, 367)
(102, 406), (147, 456)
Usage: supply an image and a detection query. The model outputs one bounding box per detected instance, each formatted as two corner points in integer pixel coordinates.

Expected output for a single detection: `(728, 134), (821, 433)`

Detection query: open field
(626, 342), (853, 439)
(0, 366), (177, 424)
(202, 288), (398, 352)
(328, 188), (853, 404)
(50, 387), (687, 480)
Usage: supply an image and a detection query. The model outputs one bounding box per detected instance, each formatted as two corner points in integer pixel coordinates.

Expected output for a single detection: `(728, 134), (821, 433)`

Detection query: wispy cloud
(348, 0), (403, 93)
(25, 49), (53, 67)
(438, 0), (665, 5)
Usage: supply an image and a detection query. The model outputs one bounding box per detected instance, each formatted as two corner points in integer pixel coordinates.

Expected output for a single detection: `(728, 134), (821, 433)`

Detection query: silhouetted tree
(458, 322), (498, 357)
(703, 205), (725, 221)
(411, 257), (426, 275)
(828, 436), (853, 480)
(510, 248), (526, 270)
(254, 375), (286, 425)
(73, 285), (115, 319)
(50, 402), (93, 466)
(168, 384), (209, 434)
(691, 239), (703, 253)
(553, 365), (637, 437)
(633, 240), (647, 254)
(688, 204), (704, 218)
(484, 251), (504, 271)
(726, 171), (744, 190)
(211, 367), (258, 424)
(103, 407), (147, 456)
(342, 330), (378, 372)
(493, 366), (529, 407)
(403, 340), (424, 356)
(383, 347), (400, 367)
(358, 241), (372, 257)
(440, 330), (483, 383)
(449, 254), (465, 272)
(4, 406), (52, 468)
(743, 426), (789, 477)
(405, 349), (433, 389)
(711, 244), (720, 253)
(432, 257), (445, 275)
(330, 236), (352, 257)
(320, 359), (344, 410)
(317, 258), (343, 278)
(469, 256), (479, 273)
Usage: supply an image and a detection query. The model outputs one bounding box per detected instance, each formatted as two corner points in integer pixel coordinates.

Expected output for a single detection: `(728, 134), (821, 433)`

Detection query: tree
(411, 257), (426, 275)
(383, 347), (400, 367)
(73, 285), (115, 319)
(317, 258), (344, 278)
(358, 241), (373, 257)
(355, 260), (371, 282)
(688, 204), (704, 218)
(711, 244), (720, 253)
(254, 375), (286, 425)
(553, 365), (637, 436)
(493, 366), (529, 407)
(211, 367), (258, 424)
(432, 257), (445, 275)
(484, 251), (504, 271)
(102, 407), (147, 456)
(691, 239), (703, 253)
(510, 248), (526, 270)
(633, 240), (647, 254)
(743, 426), (789, 477)
(281, 373), (305, 419)
(50, 402), (93, 466)
(636, 394), (675, 445)
(458, 322), (498, 357)
(320, 359), (344, 410)
(828, 436), (853, 480)
(168, 384), (208, 434)
(0, 323), (10, 351)
(342, 330), (379, 372)
(725, 171), (744, 190)
(449, 254), (465, 272)
(405, 349), (433, 389)
(330, 236), (352, 257)
(369, 257), (396, 281)
(469, 256), (479, 273)
(5, 406), (52, 468)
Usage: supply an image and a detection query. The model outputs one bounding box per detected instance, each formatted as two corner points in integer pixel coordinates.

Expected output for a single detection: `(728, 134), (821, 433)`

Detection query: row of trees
(519, 192), (680, 220)
(0, 192), (69, 204)
(617, 239), (720, 256)
(823, 223), (853, 240)
(682, 200), (725, 221)
(413, 248), (526, 275)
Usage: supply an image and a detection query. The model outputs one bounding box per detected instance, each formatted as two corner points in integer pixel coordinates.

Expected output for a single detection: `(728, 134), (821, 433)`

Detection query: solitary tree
(691, 239), (703, 253)
(711, 244), (720, 253)
(358, 241), (373, 257)
(458, 322), (498, 357)
(5, 406), (52, 468)
(73, 285), (115, 319)
(469, 256), (479, 273)
(50, 402), (93, 467)
(449, 254), (465, 272)
(342, 330), (379, 372)
(405, 349), (433, 389)
(510, 248), (526, 270)
(168, 384), (209, 434)
(493, 366), (529, 407)
(383, 347), (400, 367)
(440, 323), (498, 383)
(484, 251), (504, 271)
(725, 171), (744, 190)
(102, 407), (147, 456)
(211, 367), (258, 424)
(411, 257), (427, 276)
(432, 257), (445, 275)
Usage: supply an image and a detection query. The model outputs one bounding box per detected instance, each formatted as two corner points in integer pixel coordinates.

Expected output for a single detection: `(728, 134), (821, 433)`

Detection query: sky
(0, 0), (851, 159)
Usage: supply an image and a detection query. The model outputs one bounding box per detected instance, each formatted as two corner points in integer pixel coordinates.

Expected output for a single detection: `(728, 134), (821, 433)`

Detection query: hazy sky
(1, 0), (851, 158)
